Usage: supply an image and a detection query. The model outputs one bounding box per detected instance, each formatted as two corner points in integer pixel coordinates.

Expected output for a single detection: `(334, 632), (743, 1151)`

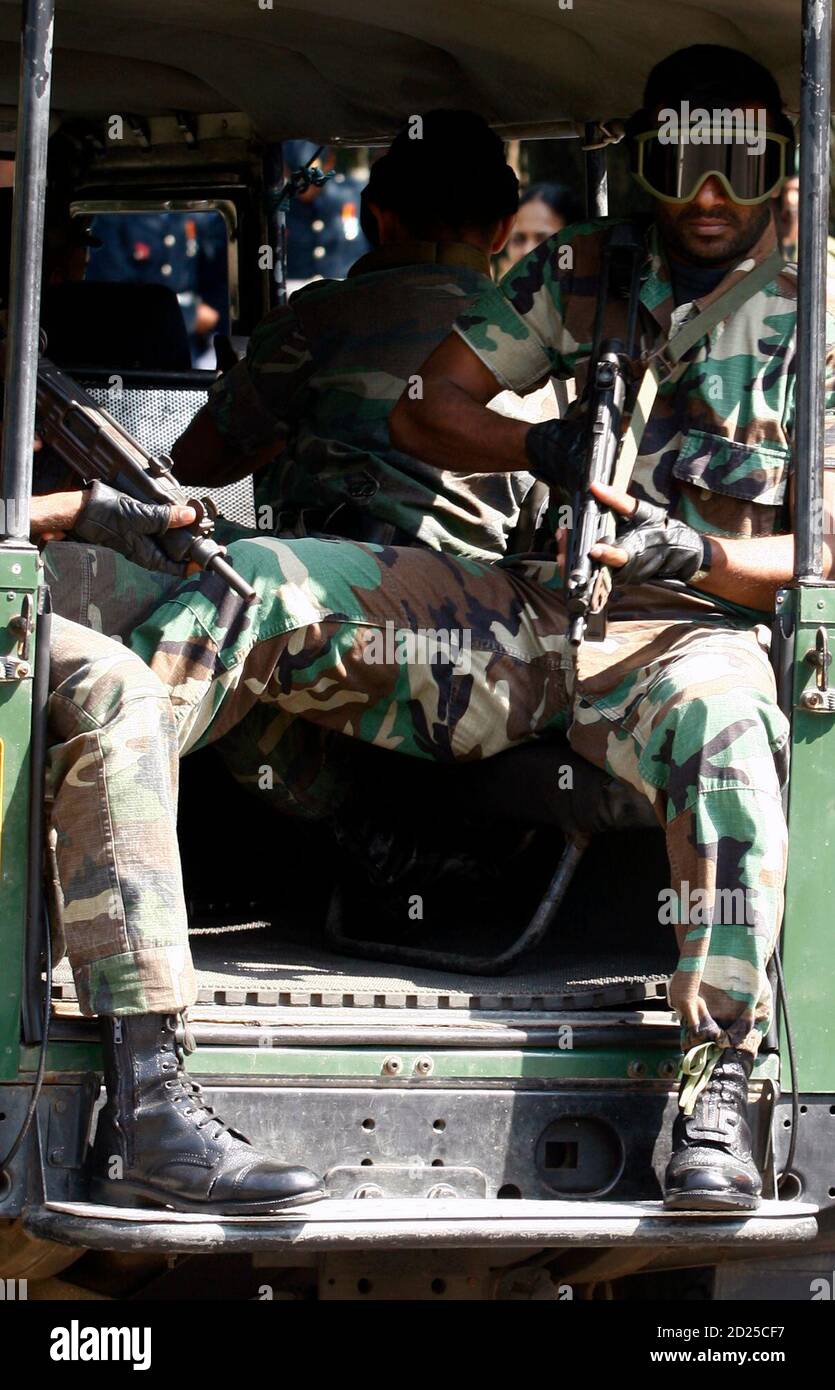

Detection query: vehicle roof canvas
(0, 0), (811, 143)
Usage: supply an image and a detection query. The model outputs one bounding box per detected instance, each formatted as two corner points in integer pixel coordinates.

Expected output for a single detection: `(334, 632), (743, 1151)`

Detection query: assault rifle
(34, 357), (256, 602)
(565, 337), (631, 648)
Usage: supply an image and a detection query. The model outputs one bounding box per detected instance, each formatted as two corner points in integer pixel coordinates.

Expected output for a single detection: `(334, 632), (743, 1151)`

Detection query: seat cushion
(42, 281), (192, 371)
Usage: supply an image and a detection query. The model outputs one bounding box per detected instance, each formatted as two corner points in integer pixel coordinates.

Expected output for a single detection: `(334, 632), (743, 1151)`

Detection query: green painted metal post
(780, 587), (835, 1092)
(0, 549), (40, 1079)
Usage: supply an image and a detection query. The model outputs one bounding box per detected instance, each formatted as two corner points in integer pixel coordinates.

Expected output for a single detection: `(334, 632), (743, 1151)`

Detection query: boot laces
(709, 1066), (747, 1109)
(678, 1043), (748, 1118)
(160, 1015), (238, 1143)
(703, 1061), (750, 1128)
(679, 1047), (749, 1150)
(165, 1072), (227, 1140)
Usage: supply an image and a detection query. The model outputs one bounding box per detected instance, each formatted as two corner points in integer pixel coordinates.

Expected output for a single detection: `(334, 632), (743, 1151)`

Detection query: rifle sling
(586, 247), (785, 620)
(607, 247), (785, 504)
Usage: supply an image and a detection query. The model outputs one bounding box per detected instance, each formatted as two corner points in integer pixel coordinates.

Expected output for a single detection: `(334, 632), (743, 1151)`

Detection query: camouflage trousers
(46, 614), (196, 1015)
(45, 537), (790, 1052)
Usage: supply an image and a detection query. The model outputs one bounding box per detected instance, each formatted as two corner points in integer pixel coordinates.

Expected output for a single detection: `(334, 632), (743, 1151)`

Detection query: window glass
(85, 209), (229, 367)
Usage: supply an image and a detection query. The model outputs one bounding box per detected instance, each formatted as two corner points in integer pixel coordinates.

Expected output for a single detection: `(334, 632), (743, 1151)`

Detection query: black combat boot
(664, 1046), (762, 1212)
(89, 1013), (325, 1213)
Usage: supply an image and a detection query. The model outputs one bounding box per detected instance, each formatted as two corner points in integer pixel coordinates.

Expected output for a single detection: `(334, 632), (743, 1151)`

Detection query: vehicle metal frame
(0, 0), (834, 1283)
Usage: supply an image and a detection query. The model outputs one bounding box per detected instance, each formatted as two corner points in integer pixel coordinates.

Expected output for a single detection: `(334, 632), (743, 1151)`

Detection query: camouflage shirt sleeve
(453, 225), (588, 394)
(207, 300), (315, 456)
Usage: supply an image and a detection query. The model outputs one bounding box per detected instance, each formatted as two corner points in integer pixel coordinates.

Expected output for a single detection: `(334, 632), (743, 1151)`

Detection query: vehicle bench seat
(42, 281), (192, 371)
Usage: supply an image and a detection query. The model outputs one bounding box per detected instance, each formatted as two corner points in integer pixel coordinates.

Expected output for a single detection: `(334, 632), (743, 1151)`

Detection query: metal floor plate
(52, 924), (674, 1012)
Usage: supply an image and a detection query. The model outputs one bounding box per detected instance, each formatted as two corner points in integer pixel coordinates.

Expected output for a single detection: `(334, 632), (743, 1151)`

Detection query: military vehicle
(0, 0), (832, 1302)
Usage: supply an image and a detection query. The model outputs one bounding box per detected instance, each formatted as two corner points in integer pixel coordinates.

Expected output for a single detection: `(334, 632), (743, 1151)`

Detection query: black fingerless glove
(610, 499), (707, 586)
(73, 480), (187, 575)
(524, 414), (588, 493)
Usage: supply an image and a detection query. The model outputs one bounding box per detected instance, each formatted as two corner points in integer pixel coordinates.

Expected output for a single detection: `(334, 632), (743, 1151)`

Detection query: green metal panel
(16, 1039), (780, 1084)
(780, 585), (835, 1091)
(0, 548), (40, 1080)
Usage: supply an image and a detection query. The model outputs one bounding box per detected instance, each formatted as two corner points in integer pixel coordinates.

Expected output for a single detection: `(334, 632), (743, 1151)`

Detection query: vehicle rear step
(24, 1199), (817, 1254)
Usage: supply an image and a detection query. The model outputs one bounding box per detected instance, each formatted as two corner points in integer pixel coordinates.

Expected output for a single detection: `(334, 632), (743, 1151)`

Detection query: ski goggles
(633, 127), (789, 205)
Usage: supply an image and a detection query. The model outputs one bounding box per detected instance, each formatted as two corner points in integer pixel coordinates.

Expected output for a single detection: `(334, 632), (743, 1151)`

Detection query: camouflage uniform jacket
(208, 241), (536, 561)
(458, 217), (833, 617)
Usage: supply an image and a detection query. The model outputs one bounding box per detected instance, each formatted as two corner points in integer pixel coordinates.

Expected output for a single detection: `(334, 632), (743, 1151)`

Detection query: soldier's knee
(671, 681), (783, 731)
(224, 534), (373, 595)
(224, 535), (296, 580)
(110, 648), (169, 703)
(657, 682), (789, 772)
(65, 645), (173, 732)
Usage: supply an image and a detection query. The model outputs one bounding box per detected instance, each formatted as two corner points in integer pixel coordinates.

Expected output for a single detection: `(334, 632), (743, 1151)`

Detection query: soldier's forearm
(690, 532), (834, 610)
(30, 489), (90, 539)
(171, 406), (277, 488)
(391, 378), (530, 474)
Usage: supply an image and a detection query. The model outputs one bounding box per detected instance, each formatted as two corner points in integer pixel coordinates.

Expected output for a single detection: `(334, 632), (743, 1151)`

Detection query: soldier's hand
(588, 482), (705, 585)
(71, 481), (198, 574)
(524, 413), (587, 492)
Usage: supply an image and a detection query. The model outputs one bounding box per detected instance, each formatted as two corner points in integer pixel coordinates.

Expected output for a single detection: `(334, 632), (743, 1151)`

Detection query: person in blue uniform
(86, 211), (228, 363)
(283, 140), (370, 288)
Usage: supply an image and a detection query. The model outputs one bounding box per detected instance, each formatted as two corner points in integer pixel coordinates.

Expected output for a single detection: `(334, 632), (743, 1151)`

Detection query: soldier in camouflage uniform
(37, 110), (525, 1212)
(390, 46), (831, 1209)
(42, 61), (820, 1211)
(28, 492), (325, 1213)
(165, 109), (530, 820)
(172, 109), (530, 562)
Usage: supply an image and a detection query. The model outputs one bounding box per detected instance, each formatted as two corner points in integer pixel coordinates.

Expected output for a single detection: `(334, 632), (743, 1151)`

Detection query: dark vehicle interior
(26, 188), (676, 1026)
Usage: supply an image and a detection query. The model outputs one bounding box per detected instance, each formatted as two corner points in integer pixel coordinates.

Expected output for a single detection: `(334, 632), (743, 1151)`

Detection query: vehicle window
(283, 141), (371, 295)
(83, 209), (230, 368)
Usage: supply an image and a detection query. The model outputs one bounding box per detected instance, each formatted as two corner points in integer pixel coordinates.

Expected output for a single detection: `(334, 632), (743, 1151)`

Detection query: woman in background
(503, 181), (583, 266)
